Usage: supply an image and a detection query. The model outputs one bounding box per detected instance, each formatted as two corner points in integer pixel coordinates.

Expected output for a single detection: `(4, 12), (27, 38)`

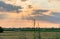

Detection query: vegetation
(0, 31), (60, 39)
(3, 28), (60, 32)
(0, 27), (4, 33)
(0, 28), (60, 39)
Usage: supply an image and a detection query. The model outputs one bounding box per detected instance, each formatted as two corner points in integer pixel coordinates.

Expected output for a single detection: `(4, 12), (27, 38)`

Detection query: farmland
(0, 31), (60, 39)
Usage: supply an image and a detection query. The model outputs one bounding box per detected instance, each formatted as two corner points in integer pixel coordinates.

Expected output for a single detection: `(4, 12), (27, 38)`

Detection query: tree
(0, 27), (4, 33)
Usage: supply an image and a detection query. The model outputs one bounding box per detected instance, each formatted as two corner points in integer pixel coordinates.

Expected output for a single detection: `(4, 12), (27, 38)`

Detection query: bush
(0, 27), (4, 33)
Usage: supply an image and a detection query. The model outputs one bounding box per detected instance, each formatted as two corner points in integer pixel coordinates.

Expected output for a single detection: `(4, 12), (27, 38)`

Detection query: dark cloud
(24, 14), (60, 23)
(50, 12), (60, 17)
(33, 9), (49, 12)
(23, 9), (60, 23)
(27, 5), (33, 8)
(32, 9), (49, 15)
(0, 1), (22, 13)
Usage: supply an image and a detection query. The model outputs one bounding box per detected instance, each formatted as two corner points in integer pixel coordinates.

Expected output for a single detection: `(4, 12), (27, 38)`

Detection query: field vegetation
(0, 28), (60, 39)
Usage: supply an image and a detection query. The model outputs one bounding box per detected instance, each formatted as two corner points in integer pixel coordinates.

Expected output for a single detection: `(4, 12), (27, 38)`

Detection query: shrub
(0, 27), (4, 33)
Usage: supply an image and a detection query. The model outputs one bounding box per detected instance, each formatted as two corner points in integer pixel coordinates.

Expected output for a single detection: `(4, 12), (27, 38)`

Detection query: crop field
(0, 31), (60, 39)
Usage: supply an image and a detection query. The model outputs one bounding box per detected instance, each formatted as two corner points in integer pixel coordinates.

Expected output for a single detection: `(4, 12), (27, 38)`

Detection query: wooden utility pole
(33, 18), (36, 39)
(38, 21), (41, 39)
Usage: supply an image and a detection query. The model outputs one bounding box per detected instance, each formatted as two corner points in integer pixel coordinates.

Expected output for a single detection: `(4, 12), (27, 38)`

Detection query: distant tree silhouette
(0, 27), (4, 33)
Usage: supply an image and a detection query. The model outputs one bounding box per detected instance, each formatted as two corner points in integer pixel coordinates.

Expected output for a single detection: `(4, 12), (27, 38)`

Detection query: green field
(0, 31), (60, 39)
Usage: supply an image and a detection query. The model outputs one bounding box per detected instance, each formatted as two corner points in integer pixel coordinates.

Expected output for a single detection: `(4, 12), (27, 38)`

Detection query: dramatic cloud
(50, 12), (60, 18)
(32, 9), (49, 15)
(24, 9), (60, 23)
(25, 15), (60, 23)
(0, 1), (22, 13)
(23, 9), (49, 19)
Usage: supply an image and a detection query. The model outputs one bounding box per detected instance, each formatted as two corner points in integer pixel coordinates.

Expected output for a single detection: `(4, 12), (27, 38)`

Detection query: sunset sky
(0, 0), (60, 28)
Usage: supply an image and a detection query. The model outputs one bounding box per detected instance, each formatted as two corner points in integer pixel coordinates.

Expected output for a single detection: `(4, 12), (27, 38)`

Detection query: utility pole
(38, 13), (41, 39)
(33, 18), (36, 39)
(38, 21), (41, 39)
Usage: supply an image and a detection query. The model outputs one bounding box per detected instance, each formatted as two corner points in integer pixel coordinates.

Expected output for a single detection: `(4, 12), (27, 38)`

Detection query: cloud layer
(0, 1), (22, 13)
(24, 9), (60, 23)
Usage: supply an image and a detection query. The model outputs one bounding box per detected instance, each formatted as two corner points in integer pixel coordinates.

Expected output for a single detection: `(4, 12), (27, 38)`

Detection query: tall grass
(0, 31), (60, 39)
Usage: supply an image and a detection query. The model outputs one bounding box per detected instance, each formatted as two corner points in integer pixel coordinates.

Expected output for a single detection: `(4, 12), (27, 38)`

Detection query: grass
(0, 31), (60, 39)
